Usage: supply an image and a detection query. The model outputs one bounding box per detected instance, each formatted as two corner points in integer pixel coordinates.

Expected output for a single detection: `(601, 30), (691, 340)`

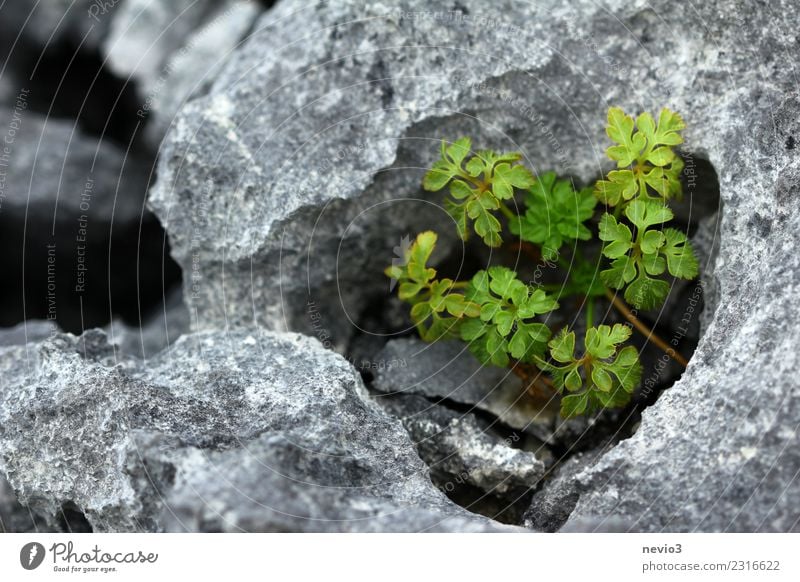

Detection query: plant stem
(498, 201), (516, 220)
(585, 296), (595, 329)
(604, 288), (689, 367)
(507, 241), (540, 262)
(449, 281), (469, 290)
(511, 361), (554, 389)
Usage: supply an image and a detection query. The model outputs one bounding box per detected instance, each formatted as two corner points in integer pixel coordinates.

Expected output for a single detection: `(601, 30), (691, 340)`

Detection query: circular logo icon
(20, 542), (46, 570)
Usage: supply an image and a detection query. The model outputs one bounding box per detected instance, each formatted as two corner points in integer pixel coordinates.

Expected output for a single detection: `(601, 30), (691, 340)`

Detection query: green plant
(386, 107), (699, 418)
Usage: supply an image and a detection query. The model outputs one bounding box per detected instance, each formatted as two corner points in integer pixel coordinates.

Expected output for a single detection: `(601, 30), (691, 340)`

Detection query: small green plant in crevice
(385, 107), (699, 418)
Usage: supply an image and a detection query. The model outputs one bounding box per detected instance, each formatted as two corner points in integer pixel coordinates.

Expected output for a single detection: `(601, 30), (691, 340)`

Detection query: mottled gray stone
(371, 338), (559, 438)
(148, 0), (562, 342)
(0, 328), (514, 532)
(523, 448), (606, 532)
(0, 0), (116, 55)
(105, 0), (228, 87)
(0, 476), (53, 533)
(376, 393), (546, 498)
(105, 288), (190, 359)
(557, 3), (800, 532)
(0, 320), (56, 347)
(0, 108), (149, 220)
(0, 322), (57, 533)
(132, 0), (798, 532)
(104, 0), (261, 147)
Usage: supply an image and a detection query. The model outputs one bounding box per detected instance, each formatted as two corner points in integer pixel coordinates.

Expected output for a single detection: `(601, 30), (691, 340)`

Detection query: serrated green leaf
(548, 328), (575, 363)
(565, 368), (583, 392)
(485, 327), (510, 367)
(384, 265), (404, 280)
(646, 146), (675, 166)
(465, 156), (485, 177)
(493, 310), (515, 336)
(640, 229), (666, 254)
(487, 266), (517, 299)
(661, 228), (699, 279)
(466, 197), (502, 247)
(655, 108), (685, 145)
(605, 346), (643, 393)
(606, 107), (646, 167)
(445, 137), (472, 165)
(594, 169), (638, 206)
(585, 324), (631, 359)
(642, 166), (670, 197)
(637, 108), (685, 148)
(410, 301), (432, 322)
(625, 271), (670, 310)
(466, 270), (491, 301)
(514, 172), (597, 255)
(561, 392), (589, 418)
(423, 160), (454, 192)
(591, 367), (613, 392)
(444, 199), (469, 241)
(523, 289), (559, 317)
(601, 257), (637, 289)
(625, 199), (674, 231)
(449, 179), (474, 200)
(598, 107), (686, 202)
(508, 323), (551, 361)
(398, 281), (425, 300)
(460, 317), (487, 341)
(443, 293), (480, 318)
(641, 252), (666, 275)
(492, 162), (534, 200)
(598, 213), (633, 258)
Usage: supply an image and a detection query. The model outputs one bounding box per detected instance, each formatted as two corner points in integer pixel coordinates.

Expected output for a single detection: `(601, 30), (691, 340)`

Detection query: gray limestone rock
(370, 337), (615, 451)
(371, 337), (550, 434)
(103, 0), (262, 147)
(0, 321), (57, 533)
(105, 287), (191, 359)
(523, 448), (607, 532)
(0, 320), (56, 348)
(376, 393), (546, 499)
(0, 0), (116, 56)
(0, 328), (514, 532)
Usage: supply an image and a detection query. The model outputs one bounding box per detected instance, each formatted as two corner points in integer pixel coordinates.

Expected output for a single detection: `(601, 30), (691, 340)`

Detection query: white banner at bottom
(1, 533), (798, 580)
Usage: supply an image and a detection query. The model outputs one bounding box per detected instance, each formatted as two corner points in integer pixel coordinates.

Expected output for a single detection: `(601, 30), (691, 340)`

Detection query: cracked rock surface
(0, 329), (514, 532)
(0, 0), (798, 533)
(376, 393), (545, 498)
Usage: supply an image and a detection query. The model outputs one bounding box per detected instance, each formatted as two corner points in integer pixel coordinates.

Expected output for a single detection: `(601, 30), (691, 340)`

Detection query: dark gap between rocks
(57, 502), (93, 533)
(0, 26), (184, 333)
(4, 36), (149, 153)
(0, 210), (183, 334)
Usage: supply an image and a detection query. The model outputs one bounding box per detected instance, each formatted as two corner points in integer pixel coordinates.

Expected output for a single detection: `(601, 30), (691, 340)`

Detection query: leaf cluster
(423, 137), (534, 247)
(594, 107), (685, 206)
(387, 107), (700, 418)
(384, 231), (479, 341)
(598, 199), (698, 309)
(509, 172), (597, 261)
(460, 267), (558, 367)
(537, 324), (642, 417)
